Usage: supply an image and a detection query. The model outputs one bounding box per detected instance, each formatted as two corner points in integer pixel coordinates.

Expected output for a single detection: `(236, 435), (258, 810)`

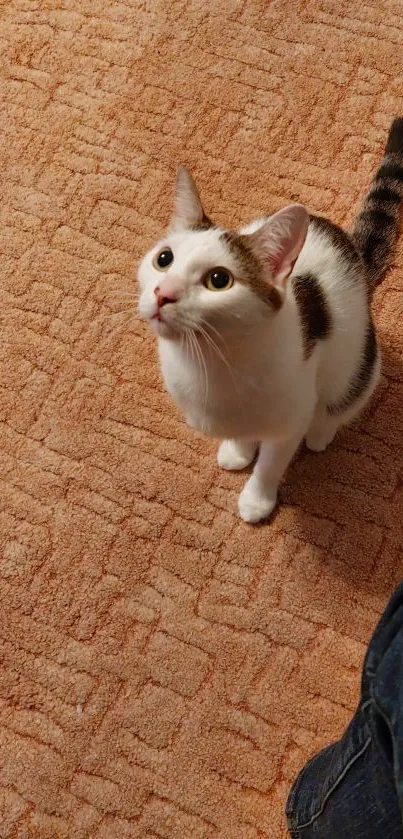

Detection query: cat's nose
(154, 286), (177, 308)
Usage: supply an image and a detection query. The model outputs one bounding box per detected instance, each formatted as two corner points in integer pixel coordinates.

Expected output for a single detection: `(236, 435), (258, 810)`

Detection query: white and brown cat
(138, 119), (403, 523)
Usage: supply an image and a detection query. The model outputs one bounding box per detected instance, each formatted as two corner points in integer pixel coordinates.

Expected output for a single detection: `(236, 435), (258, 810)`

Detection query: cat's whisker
(197, 323), (268, 396)
(185, 328), (194, 369)
(196, 324), (240, 390)
(107, 289), (140, 299)
(187, 327), (209, 433)
(106, 305), (138, 316)
(184, 327), (191, 368)
(102, 313), (134, 338)
(198, 337), (210, 424)
(105, 293), (140, 310)
(194, 326), (256, 428)
(181, 328), (190, 369)
(199, 319), (247, 367)
(105, 306), (141, 334)
(197, 330), (250, 429)
(198, 327), (230, 370)
(198, 318), (228, 348)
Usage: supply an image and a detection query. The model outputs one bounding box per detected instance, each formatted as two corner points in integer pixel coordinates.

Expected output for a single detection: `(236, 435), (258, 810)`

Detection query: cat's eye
(204, 268), (234, 291)
(153, 248), (174, 270)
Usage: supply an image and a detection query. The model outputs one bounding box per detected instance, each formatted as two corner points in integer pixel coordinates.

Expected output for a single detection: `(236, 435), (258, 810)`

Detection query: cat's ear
(245, 204), (309, 287)
(171, 166), (210, 230)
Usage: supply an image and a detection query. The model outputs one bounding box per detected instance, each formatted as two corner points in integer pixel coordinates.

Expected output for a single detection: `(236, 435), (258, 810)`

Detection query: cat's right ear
(245, 204), (309, 289)
(171, 166), (210, 230)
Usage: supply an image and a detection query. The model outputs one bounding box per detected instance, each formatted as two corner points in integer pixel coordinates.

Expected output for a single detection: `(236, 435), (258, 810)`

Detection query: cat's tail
(352, 117), (403, 291)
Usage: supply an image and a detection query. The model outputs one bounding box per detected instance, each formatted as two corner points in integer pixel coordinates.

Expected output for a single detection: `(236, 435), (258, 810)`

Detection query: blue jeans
(286, 582), (403, 837)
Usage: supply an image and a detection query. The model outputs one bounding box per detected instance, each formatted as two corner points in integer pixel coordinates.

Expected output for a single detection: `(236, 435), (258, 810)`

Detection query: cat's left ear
(171, 166), (211, 230)
(245, 204), (309, 288)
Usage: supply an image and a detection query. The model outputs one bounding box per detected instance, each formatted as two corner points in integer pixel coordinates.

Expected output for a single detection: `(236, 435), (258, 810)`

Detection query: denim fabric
(286, 582), (403, 837)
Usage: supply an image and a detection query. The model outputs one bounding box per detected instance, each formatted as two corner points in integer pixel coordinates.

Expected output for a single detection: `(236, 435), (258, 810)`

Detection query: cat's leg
(218, 439), (258, 471)
(306, 356), (382, 452)
(238, 431), (303, 523)
(305, 410), (341, 452)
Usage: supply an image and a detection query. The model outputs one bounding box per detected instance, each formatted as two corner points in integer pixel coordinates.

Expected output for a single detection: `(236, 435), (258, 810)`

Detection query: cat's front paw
(217, 440), (257, 471)
(238, 481), (277, 524)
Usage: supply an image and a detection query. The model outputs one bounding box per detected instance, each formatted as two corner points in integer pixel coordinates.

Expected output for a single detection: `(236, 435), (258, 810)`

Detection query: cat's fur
(138, 119), (403, 523)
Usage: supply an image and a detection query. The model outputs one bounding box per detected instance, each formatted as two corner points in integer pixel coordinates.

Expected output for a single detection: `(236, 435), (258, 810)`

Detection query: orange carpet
(1, 1), (403, 837)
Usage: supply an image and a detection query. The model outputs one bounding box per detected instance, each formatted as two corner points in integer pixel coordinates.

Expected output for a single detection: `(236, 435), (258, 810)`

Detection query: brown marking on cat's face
(221, 231), (283, 310)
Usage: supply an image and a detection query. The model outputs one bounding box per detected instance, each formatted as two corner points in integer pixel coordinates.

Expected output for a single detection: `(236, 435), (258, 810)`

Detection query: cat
(138, 118), (403, 523)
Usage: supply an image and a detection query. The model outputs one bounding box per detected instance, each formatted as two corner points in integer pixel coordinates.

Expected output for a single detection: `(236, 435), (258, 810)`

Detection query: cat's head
(138, 167), (309, 339)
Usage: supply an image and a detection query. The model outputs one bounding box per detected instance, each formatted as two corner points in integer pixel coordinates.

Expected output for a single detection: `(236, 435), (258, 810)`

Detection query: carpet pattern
(1, 1), (403, 837)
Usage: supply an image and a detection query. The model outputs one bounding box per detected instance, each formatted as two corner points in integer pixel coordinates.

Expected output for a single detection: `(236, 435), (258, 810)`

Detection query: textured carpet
(1, 1), (403, 837)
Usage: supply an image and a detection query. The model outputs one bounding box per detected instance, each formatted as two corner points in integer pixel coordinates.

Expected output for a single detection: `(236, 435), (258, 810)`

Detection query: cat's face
(138, 167), (309, 340)
(138, 226), (275, 339)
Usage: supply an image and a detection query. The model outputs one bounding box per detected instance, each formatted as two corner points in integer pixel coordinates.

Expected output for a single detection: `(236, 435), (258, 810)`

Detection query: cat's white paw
(238, 481), (277, 524)
(217, 440), (257, 471)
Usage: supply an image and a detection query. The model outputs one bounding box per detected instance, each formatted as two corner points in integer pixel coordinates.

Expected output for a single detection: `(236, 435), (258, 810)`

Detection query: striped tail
(352, 117), (403, 291)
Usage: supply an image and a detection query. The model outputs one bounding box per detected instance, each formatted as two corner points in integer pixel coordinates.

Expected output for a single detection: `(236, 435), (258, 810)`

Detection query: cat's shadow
(279, 339), (403, 598)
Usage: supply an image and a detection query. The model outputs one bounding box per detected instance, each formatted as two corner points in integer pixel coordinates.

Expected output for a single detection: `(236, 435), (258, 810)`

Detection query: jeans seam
(291, 736), (371, 831)
(371, 691), (398, 791)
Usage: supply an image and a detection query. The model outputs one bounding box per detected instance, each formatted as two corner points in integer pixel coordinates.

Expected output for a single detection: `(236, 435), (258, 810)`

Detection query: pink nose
(154, 286), (177, 308)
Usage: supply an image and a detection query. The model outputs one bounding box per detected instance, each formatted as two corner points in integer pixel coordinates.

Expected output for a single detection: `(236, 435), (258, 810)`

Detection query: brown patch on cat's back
(221, 231), (283, 310)
(293, 272), (332, 359)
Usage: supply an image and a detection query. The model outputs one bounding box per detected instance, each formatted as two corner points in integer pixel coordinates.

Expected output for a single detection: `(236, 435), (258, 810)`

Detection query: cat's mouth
(148, 303), (199, 339)
(150, 311), (180, 338)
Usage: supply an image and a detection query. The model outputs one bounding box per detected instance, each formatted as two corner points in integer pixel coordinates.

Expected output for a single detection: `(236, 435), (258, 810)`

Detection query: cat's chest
(158, 340), (289, 438)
